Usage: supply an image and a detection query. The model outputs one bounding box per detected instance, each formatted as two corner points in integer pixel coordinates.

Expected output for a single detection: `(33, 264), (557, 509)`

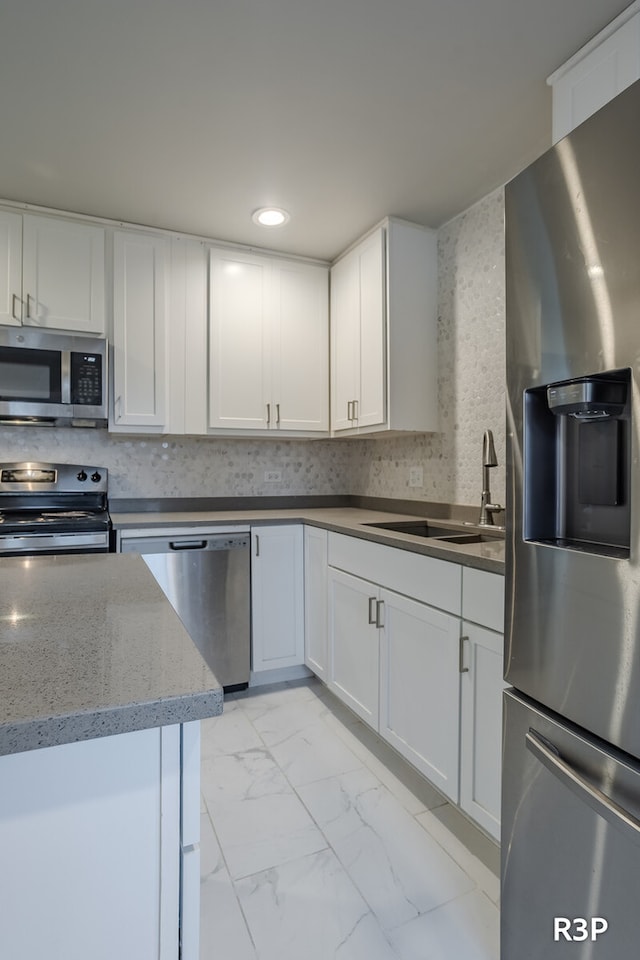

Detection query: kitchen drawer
(462, 567), (505, 632)
(327, 532), (461, 614)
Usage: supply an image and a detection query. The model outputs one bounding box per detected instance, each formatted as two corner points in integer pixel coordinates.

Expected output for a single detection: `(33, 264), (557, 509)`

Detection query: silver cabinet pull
(12, 293), (21, 322)
(255, 534), (260, 557)
(526, 729), (640, 846)
(114, 395), (122, 423)
(276, 402), (280, 425)
(266, 403), (271, 425)
(375, 599), (384, 628)
(25, 293), (32, 319)
(353, 399), (358, 421)
(347, 401), (353, 421)
(459, 635), (470, 673)
(368, 596), (377, 624)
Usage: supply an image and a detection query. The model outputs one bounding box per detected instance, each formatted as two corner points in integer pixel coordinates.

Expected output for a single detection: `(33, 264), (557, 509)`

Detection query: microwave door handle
(526, 729), (640, 847)
(61, 351), (71, 404)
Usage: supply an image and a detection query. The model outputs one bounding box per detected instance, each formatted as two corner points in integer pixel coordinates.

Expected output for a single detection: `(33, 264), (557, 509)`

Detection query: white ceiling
(0, 0), (631, 260)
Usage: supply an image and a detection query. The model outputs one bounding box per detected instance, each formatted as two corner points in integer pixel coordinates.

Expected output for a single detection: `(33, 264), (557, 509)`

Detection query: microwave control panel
(70, 352), (103, 406)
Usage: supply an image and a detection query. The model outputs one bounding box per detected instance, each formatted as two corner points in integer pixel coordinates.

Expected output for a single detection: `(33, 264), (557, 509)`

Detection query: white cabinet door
(0, 726), (181, 960)
(0, 210), (22, 326)
(304, 525), (328, 679)
(549, 8), (640, 142)
(460, 622), (506, 840)
(209, 248), (270, 430)
(327, 566), (380, 726)
(251, 525), (305, 672)
(112, 231), (169, 429)
(330, 228), (384, 433)
(169, 239), (208, 436)
(355, 227), (385, 428)
(273, 259), (328, 432)
(22, 214), (105, 334)
(379, 589), (461, 803)
(330, 247), (360, 431)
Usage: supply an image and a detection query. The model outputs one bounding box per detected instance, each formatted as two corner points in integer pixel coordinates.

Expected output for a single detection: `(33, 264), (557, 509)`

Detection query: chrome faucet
(479, 429), (503, 526)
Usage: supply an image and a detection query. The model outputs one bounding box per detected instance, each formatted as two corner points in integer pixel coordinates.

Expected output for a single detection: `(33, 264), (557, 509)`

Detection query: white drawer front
(462, 567), (505, 632)
(328, 532), (461, 614)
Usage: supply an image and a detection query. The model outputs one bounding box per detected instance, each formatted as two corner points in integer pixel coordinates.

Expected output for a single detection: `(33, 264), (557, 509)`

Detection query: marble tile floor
(200, 678), (500, 960)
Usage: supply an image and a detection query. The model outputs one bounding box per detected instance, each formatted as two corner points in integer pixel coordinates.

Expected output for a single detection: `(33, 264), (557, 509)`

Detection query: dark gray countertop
(0, 553), (223, 757)
(112, 506), (505, 574)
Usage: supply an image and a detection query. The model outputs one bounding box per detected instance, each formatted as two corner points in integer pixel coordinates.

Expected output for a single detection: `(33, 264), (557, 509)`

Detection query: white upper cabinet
(548, 2), (640, 142)
(330, 218), (438, 437)
(0, 211), (22, 327)
(272, 259), (329, 432)
(0, 210), (105, 335)
(112, 230), (169, 430)
(208, 248), (329, 435)
(209, 249), (271, 431)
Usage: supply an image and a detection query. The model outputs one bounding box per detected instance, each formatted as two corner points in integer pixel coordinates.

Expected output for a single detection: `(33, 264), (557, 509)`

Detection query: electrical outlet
(264, 470), (282, 482)
(409, 466), (423, 488)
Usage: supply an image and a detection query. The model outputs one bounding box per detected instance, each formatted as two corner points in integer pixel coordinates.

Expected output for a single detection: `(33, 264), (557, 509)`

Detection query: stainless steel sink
(364, 520), (464, 538)
(363, 520), (504, 544)
(434, 533), (503, 544)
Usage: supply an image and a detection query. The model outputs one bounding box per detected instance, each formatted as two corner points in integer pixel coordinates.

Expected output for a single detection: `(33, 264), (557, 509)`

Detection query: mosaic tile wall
(0, 189), (506, 505)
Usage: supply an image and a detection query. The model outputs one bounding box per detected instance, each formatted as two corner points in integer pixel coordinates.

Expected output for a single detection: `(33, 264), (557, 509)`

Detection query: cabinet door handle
(114, 395), (122, 423)
(347, 401), (353, 421)
(459, 635), (470, 673)
(266, 403), (271, 425)
(12, 293), (21, 322)
(25, 293), (33, 320)
(353, 399), (358, 422)
(368, 596), (377, 624)
(375, 599), (384, 629)
(255, 534), (260, 557)
(276, 403), (280, 425)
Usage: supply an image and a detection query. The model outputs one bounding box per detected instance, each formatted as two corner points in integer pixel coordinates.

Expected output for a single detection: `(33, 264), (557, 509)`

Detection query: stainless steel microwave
(0, 327), (108, 427)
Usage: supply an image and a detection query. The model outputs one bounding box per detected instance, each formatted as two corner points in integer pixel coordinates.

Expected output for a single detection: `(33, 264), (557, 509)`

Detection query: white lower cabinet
(459, 622), (505, 841)
(459, 567), (506, 841)
(304, 526), (328, 679)
(379, 589), (461, 803)
(327, 567), (380, 726)
(315, 530), (505, 838)
(0, 722), (200, 960)
(251, 524), (305, 674)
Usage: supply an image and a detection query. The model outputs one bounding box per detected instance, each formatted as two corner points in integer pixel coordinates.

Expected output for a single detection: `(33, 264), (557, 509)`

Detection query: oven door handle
(526, 728), (640, 846)
(0, 532), (109, 553)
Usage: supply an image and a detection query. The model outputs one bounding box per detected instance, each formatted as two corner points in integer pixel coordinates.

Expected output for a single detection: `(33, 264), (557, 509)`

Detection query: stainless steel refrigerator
(503, 78), (640, 958)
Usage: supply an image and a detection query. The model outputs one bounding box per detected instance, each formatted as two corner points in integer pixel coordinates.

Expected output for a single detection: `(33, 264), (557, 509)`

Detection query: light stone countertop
(112, 506), (506, 575)
(0, 553), (223, 757)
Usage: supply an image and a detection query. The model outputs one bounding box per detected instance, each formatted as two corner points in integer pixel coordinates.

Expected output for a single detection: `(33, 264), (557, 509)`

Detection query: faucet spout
(479, 429), (502, 526)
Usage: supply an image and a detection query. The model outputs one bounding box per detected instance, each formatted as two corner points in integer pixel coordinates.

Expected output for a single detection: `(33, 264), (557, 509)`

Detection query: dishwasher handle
(169, 539), (207, 550)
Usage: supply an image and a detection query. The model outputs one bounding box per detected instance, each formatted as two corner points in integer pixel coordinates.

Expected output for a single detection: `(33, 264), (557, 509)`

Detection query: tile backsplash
(0, 189), (506, 506)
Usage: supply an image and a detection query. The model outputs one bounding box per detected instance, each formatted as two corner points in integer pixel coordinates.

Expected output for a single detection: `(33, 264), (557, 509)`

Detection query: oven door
(0, 531), (110, 556)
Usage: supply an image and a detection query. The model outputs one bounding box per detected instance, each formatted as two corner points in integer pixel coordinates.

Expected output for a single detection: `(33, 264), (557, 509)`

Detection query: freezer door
(502, 689), (640, 959)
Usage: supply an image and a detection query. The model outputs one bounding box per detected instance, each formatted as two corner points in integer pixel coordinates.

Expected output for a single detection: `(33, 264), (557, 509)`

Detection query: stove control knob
(77, 470), (87, 482)
(91, 471), (102, 483)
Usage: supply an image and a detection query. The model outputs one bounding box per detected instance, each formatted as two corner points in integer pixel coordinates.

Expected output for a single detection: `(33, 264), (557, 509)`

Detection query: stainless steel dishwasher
(119, 527), (251, 691)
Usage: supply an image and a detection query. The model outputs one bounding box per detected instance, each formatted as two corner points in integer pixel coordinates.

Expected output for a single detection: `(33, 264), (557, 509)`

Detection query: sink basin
(364, 520), (465, 538)
(435, 533), (503, 544)
(364, 520), (504, 544)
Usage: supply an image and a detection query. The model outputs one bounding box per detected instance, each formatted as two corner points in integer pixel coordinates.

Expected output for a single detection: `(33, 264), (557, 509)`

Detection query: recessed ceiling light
(252, 207), (290, 227)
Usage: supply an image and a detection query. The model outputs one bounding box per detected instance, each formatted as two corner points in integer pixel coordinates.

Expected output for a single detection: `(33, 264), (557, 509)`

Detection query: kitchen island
(0, 552), (223, 960)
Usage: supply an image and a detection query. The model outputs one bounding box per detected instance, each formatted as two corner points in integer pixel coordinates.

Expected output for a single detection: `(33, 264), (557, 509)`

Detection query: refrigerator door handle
(526, 728), (640, 847)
